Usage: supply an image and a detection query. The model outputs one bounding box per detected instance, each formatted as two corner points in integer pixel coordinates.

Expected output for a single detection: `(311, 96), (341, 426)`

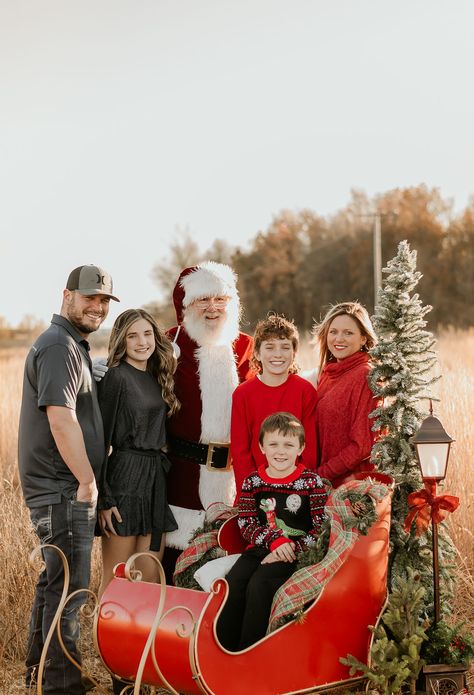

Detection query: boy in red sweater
(231, 315), (317, 497)
(217, 412), (327, 651)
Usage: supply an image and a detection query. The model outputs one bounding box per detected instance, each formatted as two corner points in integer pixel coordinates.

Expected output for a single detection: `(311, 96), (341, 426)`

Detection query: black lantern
(412, 401), (454, 482)
(412, 401), (455, 626)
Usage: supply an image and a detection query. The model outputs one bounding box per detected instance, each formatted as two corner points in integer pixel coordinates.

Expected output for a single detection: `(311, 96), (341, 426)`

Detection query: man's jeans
(26, 495), (96, 695)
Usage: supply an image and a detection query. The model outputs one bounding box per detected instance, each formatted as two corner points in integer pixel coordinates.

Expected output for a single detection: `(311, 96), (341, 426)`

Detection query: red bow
(404, 480), (460, 536)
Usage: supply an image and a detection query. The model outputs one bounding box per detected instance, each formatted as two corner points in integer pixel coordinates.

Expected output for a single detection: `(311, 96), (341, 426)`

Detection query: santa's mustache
(183, 302), (240, 346)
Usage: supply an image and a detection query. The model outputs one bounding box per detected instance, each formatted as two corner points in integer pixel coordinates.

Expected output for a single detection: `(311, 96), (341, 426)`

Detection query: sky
(1, 0), (473, 328)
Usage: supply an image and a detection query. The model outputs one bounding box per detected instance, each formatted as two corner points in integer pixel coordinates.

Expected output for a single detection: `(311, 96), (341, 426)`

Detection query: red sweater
(231, 374), (317, 496)
(316, 351), (379, 486)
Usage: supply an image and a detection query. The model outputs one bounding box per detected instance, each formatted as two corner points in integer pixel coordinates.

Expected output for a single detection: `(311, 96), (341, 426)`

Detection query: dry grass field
(0, 333), (473, 694)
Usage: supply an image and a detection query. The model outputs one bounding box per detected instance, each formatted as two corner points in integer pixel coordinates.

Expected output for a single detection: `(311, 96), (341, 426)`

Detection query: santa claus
(164, 261), (253, 557)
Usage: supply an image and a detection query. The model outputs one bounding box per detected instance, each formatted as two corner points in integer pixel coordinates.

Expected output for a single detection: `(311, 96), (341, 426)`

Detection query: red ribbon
(404, 480), (460, 536)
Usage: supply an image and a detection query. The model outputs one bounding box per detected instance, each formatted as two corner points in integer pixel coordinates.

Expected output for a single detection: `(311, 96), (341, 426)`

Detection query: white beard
(183, 299), (240, 347)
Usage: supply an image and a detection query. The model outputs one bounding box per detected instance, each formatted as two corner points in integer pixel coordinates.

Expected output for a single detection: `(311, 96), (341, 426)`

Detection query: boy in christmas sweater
(231, 315), (317, 498)
(217, 412), (327, 651)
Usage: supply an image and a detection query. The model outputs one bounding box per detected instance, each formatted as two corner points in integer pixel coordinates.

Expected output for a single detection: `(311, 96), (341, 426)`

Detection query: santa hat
(172, 261), (239, 324)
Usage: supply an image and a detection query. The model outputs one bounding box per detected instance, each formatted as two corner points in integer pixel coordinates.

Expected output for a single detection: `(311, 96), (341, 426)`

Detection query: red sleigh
(95, 472), (393, 695)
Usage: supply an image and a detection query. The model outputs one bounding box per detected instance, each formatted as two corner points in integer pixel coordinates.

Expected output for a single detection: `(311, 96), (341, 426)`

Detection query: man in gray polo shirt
(18, 264), (119, 695)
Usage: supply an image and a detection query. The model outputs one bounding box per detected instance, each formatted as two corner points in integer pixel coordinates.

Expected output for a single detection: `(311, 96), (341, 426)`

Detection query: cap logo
(65, 264), (120, 302)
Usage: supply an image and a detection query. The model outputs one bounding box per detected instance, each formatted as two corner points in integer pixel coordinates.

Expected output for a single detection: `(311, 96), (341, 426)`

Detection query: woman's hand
(261, 541), (296, 564)
(99, 507), (122, 537)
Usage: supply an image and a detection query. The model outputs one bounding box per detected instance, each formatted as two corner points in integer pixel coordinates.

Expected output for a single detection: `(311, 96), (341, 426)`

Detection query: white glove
(92, 357), (108, 382)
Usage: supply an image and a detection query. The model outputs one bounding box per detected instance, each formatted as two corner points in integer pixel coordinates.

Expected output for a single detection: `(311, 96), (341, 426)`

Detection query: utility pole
(356, 212), (383, 310)
(373, 213), (382, 306)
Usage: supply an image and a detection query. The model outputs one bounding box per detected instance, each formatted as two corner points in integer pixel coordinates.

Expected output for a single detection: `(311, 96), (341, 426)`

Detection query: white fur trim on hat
(180, 261), (239, 306)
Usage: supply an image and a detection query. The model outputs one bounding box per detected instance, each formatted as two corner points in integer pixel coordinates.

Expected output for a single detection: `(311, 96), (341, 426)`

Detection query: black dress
(98, 361), (177, 551)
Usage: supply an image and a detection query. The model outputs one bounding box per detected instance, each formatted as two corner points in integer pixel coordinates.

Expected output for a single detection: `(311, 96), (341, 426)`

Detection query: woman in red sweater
(313, 302), (379, 488)
(231, 315), (317, 497)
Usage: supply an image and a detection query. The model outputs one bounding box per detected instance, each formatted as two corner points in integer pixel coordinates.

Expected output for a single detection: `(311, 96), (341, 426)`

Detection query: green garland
(296, 493), (378, 571)
(174, 491), (379, 593)
(173, 518), (226, 590)
(422, 621), (474, 665)
(295, 518), (330, 570)
(345, 492), (378, 534)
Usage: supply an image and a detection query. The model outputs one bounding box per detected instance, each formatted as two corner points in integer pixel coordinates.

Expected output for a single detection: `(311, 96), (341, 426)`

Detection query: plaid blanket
(267, 479), (390, 631)
(173, 503), (238, 581)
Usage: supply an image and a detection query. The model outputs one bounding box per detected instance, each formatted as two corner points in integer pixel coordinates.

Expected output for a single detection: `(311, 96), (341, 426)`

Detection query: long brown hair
(107, 309), (180, 416)
(312, 301), (377, 379)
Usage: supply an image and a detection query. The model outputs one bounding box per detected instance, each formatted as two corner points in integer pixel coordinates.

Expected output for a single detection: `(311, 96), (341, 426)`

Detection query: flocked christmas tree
(368, 239), (439, 586)
(343, 241), (457, 694)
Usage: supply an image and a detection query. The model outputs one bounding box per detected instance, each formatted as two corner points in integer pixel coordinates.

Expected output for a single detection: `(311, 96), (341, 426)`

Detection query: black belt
(117, 448), (161, 458)
(168, 436), (232, 470)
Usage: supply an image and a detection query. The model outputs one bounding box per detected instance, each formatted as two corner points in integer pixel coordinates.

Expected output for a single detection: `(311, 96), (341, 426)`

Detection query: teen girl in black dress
(98, 309), (179, 595)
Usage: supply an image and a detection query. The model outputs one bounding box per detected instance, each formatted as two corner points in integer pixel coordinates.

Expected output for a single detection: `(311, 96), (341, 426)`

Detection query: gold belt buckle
(206, 441), (232, 471)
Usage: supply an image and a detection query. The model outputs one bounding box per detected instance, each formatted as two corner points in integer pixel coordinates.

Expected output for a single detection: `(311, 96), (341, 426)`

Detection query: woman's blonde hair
(107, 309), (180, 416)
(312, 301), (377, 378)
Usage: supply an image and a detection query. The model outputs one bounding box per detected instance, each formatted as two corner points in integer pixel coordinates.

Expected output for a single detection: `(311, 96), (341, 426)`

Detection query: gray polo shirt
(18, 314), (105, 508)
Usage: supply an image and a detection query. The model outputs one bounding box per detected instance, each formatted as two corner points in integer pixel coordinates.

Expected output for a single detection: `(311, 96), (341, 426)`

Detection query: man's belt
(168, 436), (232, 471)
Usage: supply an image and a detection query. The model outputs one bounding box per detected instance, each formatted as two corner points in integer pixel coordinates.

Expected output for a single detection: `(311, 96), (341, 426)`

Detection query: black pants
(216, 547), (296, 651)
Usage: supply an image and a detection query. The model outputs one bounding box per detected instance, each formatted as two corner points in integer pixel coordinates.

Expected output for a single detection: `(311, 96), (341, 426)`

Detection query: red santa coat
(165, 275), (253, 549)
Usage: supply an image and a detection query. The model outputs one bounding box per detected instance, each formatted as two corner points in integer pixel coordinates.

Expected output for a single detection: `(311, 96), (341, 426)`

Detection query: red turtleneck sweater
(316, 352), (379, 486)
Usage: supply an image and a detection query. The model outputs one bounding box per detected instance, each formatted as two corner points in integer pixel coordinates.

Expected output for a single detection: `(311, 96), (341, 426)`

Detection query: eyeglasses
(193, 296), (230, 309)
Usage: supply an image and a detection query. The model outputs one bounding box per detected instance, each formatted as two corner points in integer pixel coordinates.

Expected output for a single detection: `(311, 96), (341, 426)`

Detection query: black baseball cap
(66, 265), (120, 302)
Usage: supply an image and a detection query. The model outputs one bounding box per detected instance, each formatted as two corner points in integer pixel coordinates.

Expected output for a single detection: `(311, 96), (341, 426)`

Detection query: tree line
(151, 185), (474, 332)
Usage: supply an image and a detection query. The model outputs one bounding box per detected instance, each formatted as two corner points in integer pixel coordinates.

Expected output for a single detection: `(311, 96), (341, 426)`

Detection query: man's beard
(183, 300), (240, 347)
(68, 315), (101, 334)
(66, 303), (105, 335)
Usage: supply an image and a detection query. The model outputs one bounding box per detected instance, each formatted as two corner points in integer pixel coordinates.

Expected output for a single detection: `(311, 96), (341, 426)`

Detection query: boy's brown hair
(251, 314), (299, 374)
(258, 412), (305, 448)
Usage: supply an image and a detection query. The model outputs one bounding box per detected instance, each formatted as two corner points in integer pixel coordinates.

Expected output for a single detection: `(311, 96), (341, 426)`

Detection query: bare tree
(151, 226), (201, 297)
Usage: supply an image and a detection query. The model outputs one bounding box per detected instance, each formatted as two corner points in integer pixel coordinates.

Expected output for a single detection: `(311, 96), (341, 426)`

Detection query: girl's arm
(97, 368), (123, 510)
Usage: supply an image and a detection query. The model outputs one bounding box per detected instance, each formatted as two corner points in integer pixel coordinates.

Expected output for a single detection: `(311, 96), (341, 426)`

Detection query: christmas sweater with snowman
(238, 464), (328, 553)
